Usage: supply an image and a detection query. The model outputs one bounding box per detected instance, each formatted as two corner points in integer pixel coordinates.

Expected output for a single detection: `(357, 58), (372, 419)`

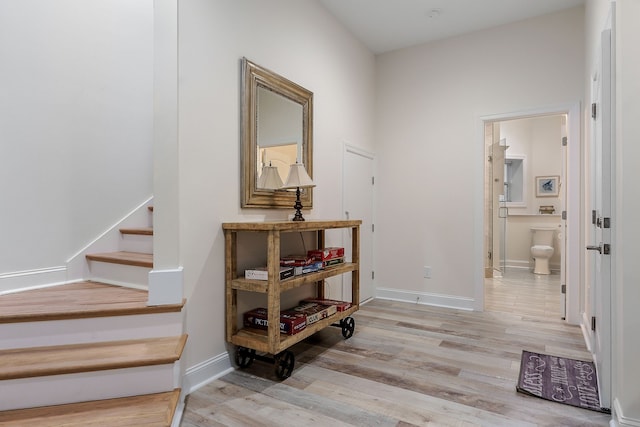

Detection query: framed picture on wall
(535, 175), (559, 197)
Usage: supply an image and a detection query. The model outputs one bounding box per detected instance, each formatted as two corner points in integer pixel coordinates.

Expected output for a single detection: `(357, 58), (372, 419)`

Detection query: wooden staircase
(0, 205), (186, 426)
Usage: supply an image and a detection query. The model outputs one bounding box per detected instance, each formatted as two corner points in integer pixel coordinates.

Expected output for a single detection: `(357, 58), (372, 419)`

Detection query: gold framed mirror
(241, 57), (313, 209)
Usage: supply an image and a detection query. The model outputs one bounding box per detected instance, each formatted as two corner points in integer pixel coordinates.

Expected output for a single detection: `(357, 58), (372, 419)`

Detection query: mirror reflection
(256, 86), (302, 188)
(241, 58), (313, 209)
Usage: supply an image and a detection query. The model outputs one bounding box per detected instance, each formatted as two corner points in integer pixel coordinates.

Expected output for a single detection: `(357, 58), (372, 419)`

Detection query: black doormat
(516, 350), (609, 413)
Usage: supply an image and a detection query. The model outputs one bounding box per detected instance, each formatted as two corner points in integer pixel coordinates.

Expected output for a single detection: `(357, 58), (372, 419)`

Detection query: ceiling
(318, 0), (585, 54)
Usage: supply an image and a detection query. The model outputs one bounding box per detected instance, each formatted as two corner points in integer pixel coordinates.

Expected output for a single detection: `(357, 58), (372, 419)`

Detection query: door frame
(342, 142), (376, 303)
(476, 103), (582, 325)
(583, 23), (613, 410)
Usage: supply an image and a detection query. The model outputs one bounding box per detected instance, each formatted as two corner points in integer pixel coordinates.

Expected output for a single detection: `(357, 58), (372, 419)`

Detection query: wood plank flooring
(182, 269), (609, 426)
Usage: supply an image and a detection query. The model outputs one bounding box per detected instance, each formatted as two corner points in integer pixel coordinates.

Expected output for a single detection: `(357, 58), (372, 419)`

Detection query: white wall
(585, 0), (640, 423)
(0, 1), (153, 281)
(374, 7), (585, 307)
(176, 0), (375, 374)
(612, 0), (640, 423)
(614, 0), (640, 419)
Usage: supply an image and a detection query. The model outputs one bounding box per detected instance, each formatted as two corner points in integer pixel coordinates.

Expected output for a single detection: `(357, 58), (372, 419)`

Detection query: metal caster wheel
(235, 347), (255, 368)
(341, 316), (355, 339)
(274, 350), (295, 379)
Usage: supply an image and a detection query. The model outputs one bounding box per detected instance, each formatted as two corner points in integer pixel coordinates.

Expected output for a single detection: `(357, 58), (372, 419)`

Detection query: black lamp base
(292, 187), (305, 221)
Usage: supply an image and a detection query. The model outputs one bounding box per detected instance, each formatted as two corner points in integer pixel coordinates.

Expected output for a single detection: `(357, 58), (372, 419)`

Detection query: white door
(343, 144), (375, 303)
(586, 28), (612, 410)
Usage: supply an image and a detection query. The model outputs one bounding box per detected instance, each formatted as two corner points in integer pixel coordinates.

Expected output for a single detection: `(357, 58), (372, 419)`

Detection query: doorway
(480, 104), (581, 324)
(343, 143), (375, 304)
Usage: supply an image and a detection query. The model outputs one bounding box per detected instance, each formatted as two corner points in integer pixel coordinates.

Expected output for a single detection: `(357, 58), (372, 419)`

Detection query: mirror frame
(241, 57), (313, 209)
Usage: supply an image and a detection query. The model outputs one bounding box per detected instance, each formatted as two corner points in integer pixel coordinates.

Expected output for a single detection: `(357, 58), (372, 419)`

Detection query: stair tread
(120, 227), (153, 236)
(86, 251), (153, 268)
(0, 389), (180, 426)
(0, 281), (183, 323)
(0, 335), (187, 380)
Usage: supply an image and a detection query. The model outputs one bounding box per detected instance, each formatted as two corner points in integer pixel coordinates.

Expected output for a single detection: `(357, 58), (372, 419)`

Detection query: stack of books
(245, 247), (346, 280)
(280, 254), (323, 276)
(308, 247), (345, 268)
(301, 298), (352, 312)
(243, 298), (351, 335)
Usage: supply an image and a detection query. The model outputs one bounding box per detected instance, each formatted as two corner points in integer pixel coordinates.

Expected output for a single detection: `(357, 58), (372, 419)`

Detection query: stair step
(120, 227), (153, 236)
(0, 335), (187, 380)
(0, 282), (183, 324)
(86, 251), (153, 268)
(0, 389), (180, 426)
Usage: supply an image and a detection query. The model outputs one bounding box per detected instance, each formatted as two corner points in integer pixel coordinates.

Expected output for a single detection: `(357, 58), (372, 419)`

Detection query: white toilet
(530, 227), (555, 275)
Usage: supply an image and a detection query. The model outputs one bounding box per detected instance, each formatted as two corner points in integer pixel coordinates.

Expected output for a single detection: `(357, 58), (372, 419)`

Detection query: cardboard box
(280, 255), (314, 267)
(308, 247), (345, 262)
(323, 257), (344, 268)
(294, 261), (324, 276)
(245, 266), (294, 281)
(301, 298), (352, 312)
(291, 302), (337, 324)
(243, 308), (306, 335)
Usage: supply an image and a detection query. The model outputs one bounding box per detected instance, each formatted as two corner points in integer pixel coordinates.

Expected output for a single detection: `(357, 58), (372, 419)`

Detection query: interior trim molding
(148, 267), (183, 305)
(0, 266), (67, 295)
(183, 352), (234, 395)
(614, 398), (640, 427)
(375, 287), (475, 311)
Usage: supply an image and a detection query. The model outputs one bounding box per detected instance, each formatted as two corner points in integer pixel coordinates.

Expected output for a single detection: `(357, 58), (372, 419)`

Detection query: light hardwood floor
(182, 269), (609, 426)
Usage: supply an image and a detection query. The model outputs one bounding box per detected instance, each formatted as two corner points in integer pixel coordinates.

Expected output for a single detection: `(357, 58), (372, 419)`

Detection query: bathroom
(495, 114), (564, 275)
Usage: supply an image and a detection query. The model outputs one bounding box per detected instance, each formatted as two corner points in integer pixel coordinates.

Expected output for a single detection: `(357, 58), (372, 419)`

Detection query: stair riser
(119, 234), (153, 254)
(0, 312), (183, 350)
(87, 262), (151, 289)
(0, 363), (178, 411)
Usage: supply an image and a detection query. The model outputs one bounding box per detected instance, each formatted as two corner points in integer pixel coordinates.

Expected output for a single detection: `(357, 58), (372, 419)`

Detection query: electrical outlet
(423, 266), (431, 278)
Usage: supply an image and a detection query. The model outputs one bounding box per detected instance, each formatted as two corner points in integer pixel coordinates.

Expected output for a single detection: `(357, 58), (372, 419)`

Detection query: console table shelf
(222, 220), (361, 378)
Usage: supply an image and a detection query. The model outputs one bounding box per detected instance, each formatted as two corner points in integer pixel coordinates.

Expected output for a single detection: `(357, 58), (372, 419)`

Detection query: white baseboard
(0, 266), (68, 295)
(183, 351), (234, 395)
(375, 287), (475, 311)
(614, 399), (640, 426)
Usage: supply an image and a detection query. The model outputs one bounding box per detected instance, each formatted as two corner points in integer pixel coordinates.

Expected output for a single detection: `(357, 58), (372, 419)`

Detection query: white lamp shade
(257, 165), (284, 190)
(282, 162), (315, 189)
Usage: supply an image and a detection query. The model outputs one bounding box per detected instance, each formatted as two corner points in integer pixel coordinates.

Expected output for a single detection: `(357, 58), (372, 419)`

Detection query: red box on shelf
(243, 308), (306, 335)
(291, 302), (337, 324)
(280, 254), (314, 267)
(307, 247), (345, 262)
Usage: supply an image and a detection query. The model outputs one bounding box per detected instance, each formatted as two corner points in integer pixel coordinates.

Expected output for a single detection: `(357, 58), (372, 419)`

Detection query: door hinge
(562, 136), (568, 146)
(372, 176), (375, 185)
(372, 224), (375, 232)
(372, 271), (375, 280)
(603, 217), (611, 228)
(591, 316), (596, 331)
(488, 251), (492, 260)
(592, 102), (597, 119)
(592, 210), (597, 225)
(603, 243), (610, 255)
(562, 210), (567, 220)
(561, 284), (566, 294)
